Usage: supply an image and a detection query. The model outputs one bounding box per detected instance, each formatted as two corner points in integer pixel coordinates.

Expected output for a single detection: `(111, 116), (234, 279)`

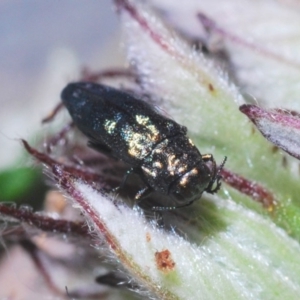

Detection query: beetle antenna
(206, 156), (227, 194)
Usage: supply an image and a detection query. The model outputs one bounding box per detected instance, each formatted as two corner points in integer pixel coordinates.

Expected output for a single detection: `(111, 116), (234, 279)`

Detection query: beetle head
(168, 162), (212, 204)
(168, 156), (226, 205)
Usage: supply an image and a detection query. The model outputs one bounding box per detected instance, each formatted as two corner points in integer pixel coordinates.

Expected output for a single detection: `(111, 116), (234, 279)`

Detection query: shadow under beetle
(61, 82), (226, 210)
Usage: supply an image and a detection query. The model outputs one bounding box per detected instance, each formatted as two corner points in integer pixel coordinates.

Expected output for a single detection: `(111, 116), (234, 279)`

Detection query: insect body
(61, 82), (226, 210)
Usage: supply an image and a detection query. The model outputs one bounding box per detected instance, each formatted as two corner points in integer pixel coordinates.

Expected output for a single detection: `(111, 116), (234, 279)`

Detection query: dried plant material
(240, 105), (300, 160)
(155, 249), (176, 273)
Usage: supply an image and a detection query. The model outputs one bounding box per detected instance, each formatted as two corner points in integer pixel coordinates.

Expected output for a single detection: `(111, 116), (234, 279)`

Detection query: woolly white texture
(149, 0), (300, 111)
(75, 180), (300, 300)
(121, 0), (244, 137)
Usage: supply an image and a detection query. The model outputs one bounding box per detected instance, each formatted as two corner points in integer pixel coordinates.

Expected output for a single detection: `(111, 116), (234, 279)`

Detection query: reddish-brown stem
(0, 203), (88, 236)
(20, 239), (68, 297)
(22, 139), (107, 185)
(115, 0), (177, 56)
(42, 102), (64, 124)
(221, 168), (276, 211)
(198, 12), (300, 70)
(20, 239), (109, 299)
(45, 122), (74, 153)
(51, 164), (118, 251)
(21, 140), (124, 250)
(81, 67), (136, 82)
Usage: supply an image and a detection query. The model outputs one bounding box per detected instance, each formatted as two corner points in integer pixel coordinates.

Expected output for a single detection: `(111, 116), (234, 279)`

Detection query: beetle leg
(95, 271), (138, 289)
(112, 167), (135, 194)
(206, 175), (222, 194)
(45, 122), (74, 153)
(121, 168), (135, 188)
(151, 200), (195, 211)
(42, 102), (64, 123)
(135, 186), (152, 201)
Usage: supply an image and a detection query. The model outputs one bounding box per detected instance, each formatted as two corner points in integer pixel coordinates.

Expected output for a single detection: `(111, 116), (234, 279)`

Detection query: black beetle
(61, 82), (226, 210)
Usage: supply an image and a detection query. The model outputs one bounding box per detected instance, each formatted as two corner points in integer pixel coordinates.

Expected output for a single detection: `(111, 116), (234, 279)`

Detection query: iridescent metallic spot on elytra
(104, 119), (116, 134)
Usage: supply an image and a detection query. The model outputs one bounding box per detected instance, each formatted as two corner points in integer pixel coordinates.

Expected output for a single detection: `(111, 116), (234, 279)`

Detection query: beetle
(61, 82), (226, 210)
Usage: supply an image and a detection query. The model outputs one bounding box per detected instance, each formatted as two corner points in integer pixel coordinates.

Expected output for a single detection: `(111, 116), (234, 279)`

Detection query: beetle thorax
(141, 135), (204, 195)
